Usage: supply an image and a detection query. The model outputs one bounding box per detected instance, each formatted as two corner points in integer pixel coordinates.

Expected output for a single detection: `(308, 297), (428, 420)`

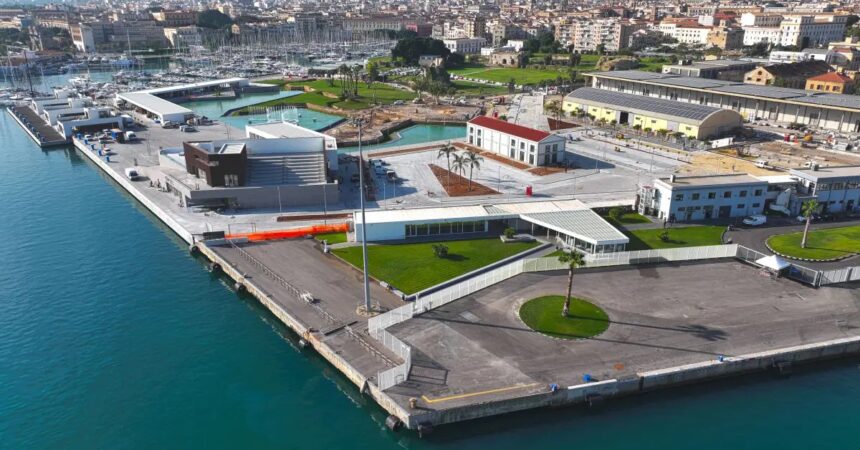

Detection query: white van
(124, 131), (137, 141)
(124, 167), (141, 181)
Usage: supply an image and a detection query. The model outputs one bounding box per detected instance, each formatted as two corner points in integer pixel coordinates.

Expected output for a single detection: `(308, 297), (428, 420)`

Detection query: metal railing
(819, 266), (860, 285)
(522, 245), (739, 272)
(376, 329), (412, 390)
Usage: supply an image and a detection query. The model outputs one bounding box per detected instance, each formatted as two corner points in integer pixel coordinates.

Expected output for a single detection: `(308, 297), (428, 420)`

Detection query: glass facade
(405, 220), (487, 237)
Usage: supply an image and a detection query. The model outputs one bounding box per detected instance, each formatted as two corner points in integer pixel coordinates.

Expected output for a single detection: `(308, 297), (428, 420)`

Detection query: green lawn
(624, 226), (725, 250)
(315, 232), (347, 244)
(449, 64), (572, 85)
(519, 295), (609, 339)
(451, 80), (509, 96)
(332, 238), (539, 294)
(603, 211), (651, 227)
(766, 226), (860, 260)
(234, 79), (416, 113)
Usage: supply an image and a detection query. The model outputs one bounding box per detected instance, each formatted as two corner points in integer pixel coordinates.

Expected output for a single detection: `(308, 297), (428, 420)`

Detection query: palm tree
(544, 100), (562, 126)
(437, 143), (456, 187)
(800, 199), (820, 249)
(451, 153), (467, 185)
(557, 251), (585, 317)
(464, 150), (484, 191)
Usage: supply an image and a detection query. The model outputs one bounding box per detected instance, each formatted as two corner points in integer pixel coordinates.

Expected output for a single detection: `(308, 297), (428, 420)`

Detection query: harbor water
(1, 75), (859, 449)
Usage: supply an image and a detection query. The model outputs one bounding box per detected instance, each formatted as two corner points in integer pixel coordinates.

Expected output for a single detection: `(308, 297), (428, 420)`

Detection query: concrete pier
(62, 121), (860, 433)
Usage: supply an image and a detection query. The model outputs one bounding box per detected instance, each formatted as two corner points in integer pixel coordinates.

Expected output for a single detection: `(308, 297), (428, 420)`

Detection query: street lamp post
(354, 117), (372, 314)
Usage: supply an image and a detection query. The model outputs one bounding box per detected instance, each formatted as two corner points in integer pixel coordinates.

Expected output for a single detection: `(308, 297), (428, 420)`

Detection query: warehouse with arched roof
(562, 87), (743, 140)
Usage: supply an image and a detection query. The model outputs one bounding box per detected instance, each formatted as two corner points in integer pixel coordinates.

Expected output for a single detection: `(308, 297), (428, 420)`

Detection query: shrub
(432, 243), (449, 258)
(608, 207), (624, 222)
(659, 230), (670, 242)
(504, 227), (517, 239)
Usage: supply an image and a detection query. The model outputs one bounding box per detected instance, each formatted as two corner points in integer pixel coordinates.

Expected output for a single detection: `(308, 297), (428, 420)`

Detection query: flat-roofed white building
(466, 116), (566, 166)
(639, 173), (768, 222)
(789, 165), (860, 213)
(354, 199), (629, 253)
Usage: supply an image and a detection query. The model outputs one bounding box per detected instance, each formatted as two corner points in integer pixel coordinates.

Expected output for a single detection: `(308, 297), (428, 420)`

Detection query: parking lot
(386, 261), (860, 409)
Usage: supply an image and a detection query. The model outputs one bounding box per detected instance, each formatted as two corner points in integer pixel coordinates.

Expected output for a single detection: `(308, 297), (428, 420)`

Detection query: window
(224, 174), (239, 187)
(691, 193), (700, 200)
(708, 192), (716, 199)
(752, 203), (760, 208)
(754, 189), (763, 196)
(723, 191), (732, 198)
(674, 193), (684, 201)
(739, 190), (747, 197)
(737, 204), (745, 209)
(678, 207), (686, 211)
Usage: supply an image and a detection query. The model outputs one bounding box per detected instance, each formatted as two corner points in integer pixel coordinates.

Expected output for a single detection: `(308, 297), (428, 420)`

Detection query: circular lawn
(766, 226), (860, 261)
(519, 295), (609, 339)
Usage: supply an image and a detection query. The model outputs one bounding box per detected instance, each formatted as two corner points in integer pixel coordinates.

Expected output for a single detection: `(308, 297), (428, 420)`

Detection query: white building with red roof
(466, 116), (567, 167)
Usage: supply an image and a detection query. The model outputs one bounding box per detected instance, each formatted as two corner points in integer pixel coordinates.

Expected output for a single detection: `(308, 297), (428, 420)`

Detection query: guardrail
(819, 265), (860, 285)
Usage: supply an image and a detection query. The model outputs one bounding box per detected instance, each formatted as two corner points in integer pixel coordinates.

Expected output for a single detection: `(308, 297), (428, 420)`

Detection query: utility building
(563, 87), (742, 139)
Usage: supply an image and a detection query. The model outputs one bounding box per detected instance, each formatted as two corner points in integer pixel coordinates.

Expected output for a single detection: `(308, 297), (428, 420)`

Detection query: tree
(507, 77), (516, 93)
(557, 251), (585, 317)
(545, 100), (562, 124)
(197, 10), (233, 29)
(608, 207), (624, 223)
(437, 143), (456, 187)
(464, 150), (484, 191)
(800, 199), (820, 249)
(451, 153), (467, 185)
(391, 37), (450, 65)
(365, 61), (379, 88)
(432, 243), (449, 258)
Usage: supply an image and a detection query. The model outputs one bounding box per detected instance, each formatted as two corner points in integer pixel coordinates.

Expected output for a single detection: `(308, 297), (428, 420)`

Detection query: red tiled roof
(468, 115), (551, 142)
(807, 71), (853, 83)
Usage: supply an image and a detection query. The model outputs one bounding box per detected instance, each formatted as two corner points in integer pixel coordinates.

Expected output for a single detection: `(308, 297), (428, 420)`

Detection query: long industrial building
(585, 70), (860, 133)
(563, 87), (743, 140)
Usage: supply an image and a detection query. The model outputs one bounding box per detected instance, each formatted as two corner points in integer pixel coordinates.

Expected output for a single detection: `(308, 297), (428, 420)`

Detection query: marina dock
(6, 106), (68, 147)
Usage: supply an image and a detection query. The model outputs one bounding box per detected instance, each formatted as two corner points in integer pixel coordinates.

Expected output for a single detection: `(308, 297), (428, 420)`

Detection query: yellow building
(805, 71), (855, 94)
(562, 87), (743, 140)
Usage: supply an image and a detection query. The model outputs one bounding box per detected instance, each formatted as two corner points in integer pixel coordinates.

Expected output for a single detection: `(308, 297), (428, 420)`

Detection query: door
(718, 205), (731, 218)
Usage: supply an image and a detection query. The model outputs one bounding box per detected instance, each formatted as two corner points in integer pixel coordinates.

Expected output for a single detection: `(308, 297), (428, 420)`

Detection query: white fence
(376, 329), (412, 390)
(819, 265), (860, 285)
(521, 245), (739, 273)
(369, 258), (529, 390)
(367, 243), (848, 390)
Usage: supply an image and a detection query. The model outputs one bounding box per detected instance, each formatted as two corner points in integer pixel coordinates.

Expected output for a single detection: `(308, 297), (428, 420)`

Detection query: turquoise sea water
(2, 75), (859, 449)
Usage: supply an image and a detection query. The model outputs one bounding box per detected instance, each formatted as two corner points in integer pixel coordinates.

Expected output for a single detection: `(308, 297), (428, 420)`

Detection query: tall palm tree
(451, 153), (467, 185)
(437, 143), (456, 187)
(557, 251), (585, 317)
(464, 151), (484, 191)
(800, 199), (820, 249)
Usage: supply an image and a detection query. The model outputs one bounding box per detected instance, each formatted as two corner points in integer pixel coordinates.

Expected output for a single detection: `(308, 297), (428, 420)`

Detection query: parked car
(124, 167), (141, 181)
(161, 121), (179, 129)
(742, 215), (767, 226)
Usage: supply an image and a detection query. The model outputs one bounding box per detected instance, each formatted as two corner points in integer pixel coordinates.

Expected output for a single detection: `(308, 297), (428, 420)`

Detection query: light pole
(354, 117), (372, 314)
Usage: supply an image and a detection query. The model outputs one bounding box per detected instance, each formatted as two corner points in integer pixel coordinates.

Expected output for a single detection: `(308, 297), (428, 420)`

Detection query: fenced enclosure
(367, 242), (854, 390)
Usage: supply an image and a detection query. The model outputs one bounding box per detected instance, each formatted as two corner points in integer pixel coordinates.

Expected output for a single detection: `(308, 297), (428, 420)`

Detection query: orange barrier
(226, 223), (349, 242)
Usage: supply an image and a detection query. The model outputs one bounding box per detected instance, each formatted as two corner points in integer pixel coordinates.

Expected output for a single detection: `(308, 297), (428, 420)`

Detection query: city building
(442, 37), (486, 54)
(155, 121), (338, 210)
(563, 87), (742, 140)
(466, 115), (566, 167)
(488, 50), (523, 67)
(586, 70), (860, 132)
(662, 59), (758, 81)
(805, 71), (855, 94)
(151, 10), (197, 27)
(743, 60), (833, 88)
(638, 173), (768, 221)
(789, 165), (860, 213)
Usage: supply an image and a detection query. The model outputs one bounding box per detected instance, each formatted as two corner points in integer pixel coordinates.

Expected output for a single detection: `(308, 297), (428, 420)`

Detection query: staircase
(247, 153), (327, 186)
